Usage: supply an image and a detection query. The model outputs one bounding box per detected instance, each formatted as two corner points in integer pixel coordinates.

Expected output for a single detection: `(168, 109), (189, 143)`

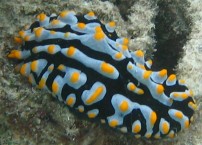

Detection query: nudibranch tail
(8, 11), (196, 139)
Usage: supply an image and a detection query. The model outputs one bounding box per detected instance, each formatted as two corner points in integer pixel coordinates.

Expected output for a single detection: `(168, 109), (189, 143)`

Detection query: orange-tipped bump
(8, 50), (22, 59)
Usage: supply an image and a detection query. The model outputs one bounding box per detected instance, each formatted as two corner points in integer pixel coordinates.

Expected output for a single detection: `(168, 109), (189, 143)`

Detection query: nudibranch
(8, 11), (197, 139)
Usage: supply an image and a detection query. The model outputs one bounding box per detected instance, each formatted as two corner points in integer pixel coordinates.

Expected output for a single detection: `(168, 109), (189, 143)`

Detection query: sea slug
(8, 11), (197, 139)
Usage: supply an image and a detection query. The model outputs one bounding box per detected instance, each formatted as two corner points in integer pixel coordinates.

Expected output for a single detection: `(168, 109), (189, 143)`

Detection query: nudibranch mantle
(8, 11), (196, 139)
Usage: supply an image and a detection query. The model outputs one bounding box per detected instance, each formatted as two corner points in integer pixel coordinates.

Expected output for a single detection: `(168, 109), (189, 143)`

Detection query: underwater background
(0, 0), (201, 144)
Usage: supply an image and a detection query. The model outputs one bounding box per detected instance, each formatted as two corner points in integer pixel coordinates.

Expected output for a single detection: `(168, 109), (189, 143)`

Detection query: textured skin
(8, 11), (196, 139)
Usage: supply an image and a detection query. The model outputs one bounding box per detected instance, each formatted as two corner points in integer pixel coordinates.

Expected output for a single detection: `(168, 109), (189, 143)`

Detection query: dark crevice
(101, 0), (135, 20)
(115, 0), (136, 21)
(152, 0), (191, 74)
